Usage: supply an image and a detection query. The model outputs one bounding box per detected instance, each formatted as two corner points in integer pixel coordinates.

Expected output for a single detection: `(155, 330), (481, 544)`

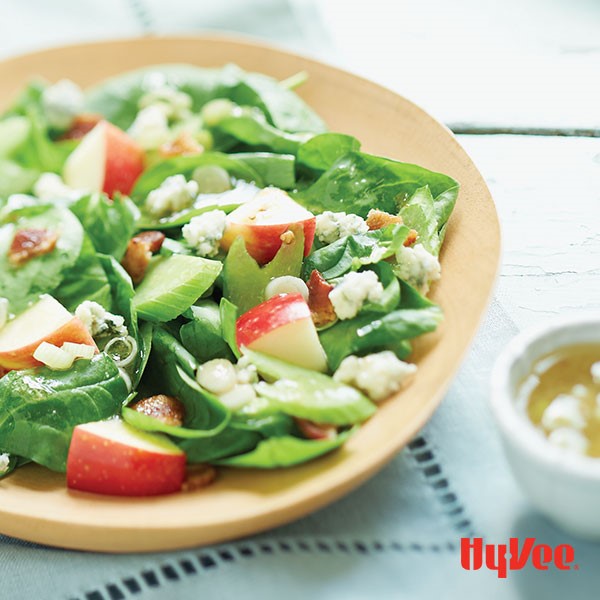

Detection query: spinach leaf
(55, 235), (112, 311)
(215, 429), (353, 468)
(85, 64), (325, 133)
(398, 185), (443, 255)
(246, 350), (376, 425)
(223, 225), (304, 313)
(0, 354), (128, 471)
(148, 327), (229, 430)
(180, 301), (235, 363)
(0, 205), (84, 313)
(231, 152), (296, 189)
(297, 133), (360, 175)
(214, 108), (311, 154)
(302, 224), (410, 281)
(319, 299), (443, 370)
(69, 193), (139, 260)
(179, 427), (260, 464)
(122, 405), (229, 439)
(295, 151), (459, 224)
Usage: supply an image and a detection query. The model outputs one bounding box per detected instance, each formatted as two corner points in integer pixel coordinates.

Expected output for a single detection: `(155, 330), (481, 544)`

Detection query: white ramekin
(490, 315), (600, 539)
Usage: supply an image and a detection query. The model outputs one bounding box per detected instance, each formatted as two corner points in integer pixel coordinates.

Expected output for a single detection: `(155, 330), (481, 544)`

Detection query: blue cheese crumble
(394, 243), (441, 295)
(334, 351), (417, 401)
(128, 104), (172, 150)
(146, 175), (199, 217)
(315, 211), (368, 244)
(41, 79), (84, 130)
(182, 210), (227, 257)
(329, 270), (384, 320)
(75, 301), (128, 338)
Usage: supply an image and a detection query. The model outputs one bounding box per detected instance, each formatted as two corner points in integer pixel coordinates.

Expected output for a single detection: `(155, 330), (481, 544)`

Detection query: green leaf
(0, 354), (128, 471)
(398, 185), (442, 255)
(231, 152), (296, 188)
(319, 299), (443, 370)
(297, 133), (360, 175)
(215, 429), (353, 468)
(122, 406), (229, 439)
(0, 205), (84, 313)
(246, 349), (376, 425)
(69, 193), (139, 260)
(302, 224), (410, 281)
(180, 300), (235, 363)
(85, 63), (325, 133)
(54, 235), (112, 311)
(223, 225), (304, 314)
(215, 108), (311, 154)
(133, 254), (222, 322)
(295, 151), (459, 222)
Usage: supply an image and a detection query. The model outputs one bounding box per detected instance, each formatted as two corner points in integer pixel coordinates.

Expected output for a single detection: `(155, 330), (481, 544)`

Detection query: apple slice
(236, 293), (328, 372)
(220, 187), (316, 264)
(63, 120), (144, 197)
(0, 295), (96, 370)
(67, 419), (186, 496)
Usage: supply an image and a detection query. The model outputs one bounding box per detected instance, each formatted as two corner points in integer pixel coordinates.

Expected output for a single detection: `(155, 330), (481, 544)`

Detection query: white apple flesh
(236, 293), (328, 372)
(63, 120), (145, 198)
(67, 419), (186, 496)
(220, 187), (316, 264)
(0, 295), (97, 370)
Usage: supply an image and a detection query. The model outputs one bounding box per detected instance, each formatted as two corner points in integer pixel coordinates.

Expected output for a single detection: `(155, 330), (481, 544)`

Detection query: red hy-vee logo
(461, 538), (578, 578)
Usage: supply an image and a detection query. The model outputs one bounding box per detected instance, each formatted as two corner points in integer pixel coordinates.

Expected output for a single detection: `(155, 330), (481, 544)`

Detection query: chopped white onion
(33, 342), (75, 370)
(265, 276), (309, 302)
(104, 336), (138, 368)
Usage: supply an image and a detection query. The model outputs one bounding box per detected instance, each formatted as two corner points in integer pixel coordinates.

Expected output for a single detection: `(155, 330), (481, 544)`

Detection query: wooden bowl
(0, 35), (500, 552)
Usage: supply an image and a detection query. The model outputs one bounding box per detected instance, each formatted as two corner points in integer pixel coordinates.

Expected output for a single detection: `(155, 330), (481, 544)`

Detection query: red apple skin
(0, 317), (97, 371)
(67, 426), (186, 496)
(236, 293), (310, 348)
(222, 217), (316, 265)
(102, 122), (145, 198)
(295, 418), (337, 441)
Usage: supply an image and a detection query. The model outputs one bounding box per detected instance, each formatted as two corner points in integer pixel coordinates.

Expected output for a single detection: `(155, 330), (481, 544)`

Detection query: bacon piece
(58, 113), (102, 141)
(130, 394), (185, 427)
(366, 209), (403, 231)
(404, 229), (418, 247)
(307, 269), (337, 328)
(8, 228), (58, 266)
(159, 132), (203, 158)
(295, 418), (337, 441)
(182, 464), (217, 492)
(121, 230), (166, 284)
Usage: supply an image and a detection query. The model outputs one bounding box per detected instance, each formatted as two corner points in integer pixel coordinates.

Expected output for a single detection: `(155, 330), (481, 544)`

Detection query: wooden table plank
(315, 0), (600, 131)
(457, 134), (600, 329)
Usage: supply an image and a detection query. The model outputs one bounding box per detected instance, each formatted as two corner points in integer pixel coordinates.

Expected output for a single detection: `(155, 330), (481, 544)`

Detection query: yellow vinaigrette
(518, 344), (600, 456)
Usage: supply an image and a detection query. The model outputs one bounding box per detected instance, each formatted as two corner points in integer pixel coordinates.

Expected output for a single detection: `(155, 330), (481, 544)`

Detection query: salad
(0, 64), (458, 496)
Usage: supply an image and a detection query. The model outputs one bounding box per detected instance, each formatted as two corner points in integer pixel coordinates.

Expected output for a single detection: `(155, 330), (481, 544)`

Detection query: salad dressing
(519, 344), (600, 456)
